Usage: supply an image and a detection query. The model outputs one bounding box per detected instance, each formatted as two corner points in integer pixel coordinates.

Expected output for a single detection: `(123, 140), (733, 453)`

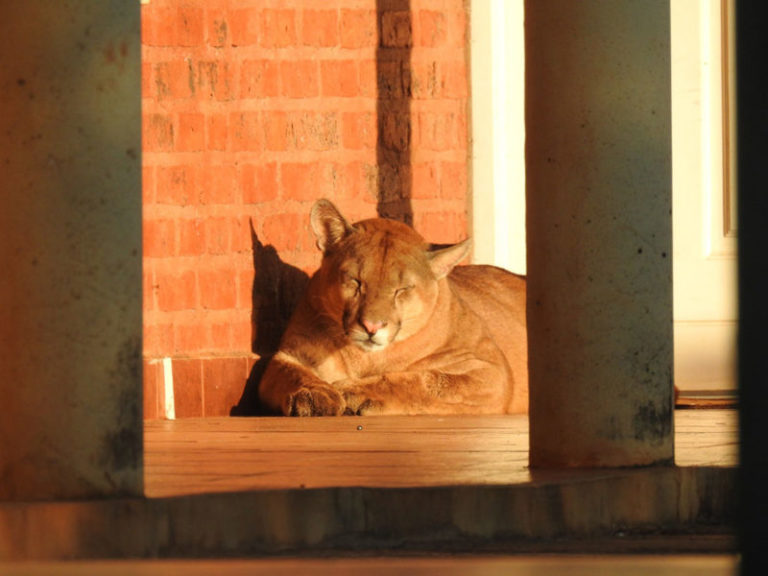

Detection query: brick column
(0, 2), (142, 498)
(525, 1), (674, 467)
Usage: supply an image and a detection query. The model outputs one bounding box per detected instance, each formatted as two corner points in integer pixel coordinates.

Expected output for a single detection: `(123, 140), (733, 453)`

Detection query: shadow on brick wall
(231, 222), (308, 416)
(376, 0), (413, 225)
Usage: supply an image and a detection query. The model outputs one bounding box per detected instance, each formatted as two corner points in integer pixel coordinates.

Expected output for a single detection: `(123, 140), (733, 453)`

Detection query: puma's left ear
(427, 238), (472, 279)
(310, 199), (355, 253)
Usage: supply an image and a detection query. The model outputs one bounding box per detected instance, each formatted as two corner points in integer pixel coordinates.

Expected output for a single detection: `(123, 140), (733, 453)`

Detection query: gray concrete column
(0, 2), (142, 498)
(525, 1), (674, 467)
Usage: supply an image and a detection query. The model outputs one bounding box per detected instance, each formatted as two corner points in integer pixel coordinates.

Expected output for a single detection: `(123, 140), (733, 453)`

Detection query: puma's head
(309, 199), (470, 350)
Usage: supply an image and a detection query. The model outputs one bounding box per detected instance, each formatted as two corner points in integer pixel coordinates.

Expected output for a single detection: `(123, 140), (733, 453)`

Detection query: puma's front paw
(287, 384), (346, 416)
(335, 380), (383, 415)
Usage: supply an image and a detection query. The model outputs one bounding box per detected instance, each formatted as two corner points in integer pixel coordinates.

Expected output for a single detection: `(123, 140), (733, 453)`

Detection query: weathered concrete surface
(525, 0), (674, 467)
(0, 466), (735, 559)
(0, 2), (142, 499)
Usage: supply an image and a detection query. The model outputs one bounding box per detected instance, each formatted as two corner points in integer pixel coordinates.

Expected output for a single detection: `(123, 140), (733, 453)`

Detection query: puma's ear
(310, 199), (355, 253)
(427, 238), (472, 279)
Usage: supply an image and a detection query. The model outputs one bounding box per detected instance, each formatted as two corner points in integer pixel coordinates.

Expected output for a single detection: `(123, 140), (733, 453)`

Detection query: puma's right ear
(310, 199), (355, 253)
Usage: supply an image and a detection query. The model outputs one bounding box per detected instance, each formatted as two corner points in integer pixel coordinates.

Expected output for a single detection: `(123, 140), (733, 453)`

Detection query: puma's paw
(288, 384), (346, 417)
(339, 386), (383, 416)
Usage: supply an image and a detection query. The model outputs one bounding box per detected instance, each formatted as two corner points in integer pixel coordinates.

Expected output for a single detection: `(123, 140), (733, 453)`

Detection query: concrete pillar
(0, 2), (142, 498)
(526, 1), (674, 467)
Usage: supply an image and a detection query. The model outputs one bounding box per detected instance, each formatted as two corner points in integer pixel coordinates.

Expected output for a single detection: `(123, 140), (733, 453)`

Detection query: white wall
(470, 0), (526, 275)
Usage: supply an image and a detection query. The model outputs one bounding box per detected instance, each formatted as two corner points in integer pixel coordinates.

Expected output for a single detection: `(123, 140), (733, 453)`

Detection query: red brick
(238, 268), (255, 309)
(242, 162), (278, 203)
(415, 111), (465, 151)
(153, 61), (193, 100)
(281, 61), (319, 98)
(230, 217), (251, 254)
(201, 358), (238, 411)
(229, 8), (260, 46)
(340, 9), (376, 48)
(415, 211), (467, 244)
(175, 6), (205, 47)
(438, 60), (468, 99)
(358, 59), (377, 98)
(342, 111), (377, 150)
(261, 9), (296, 48)
(445, 9), (467, 48)
(175, 324), (210, 356)
(240, 59), (279, 99)
(143, 6), (203, 47)
(380, 111), (410, 152)
(143, 113), (174, 152)
(156, 164), (198, 206)
(156, 269), (197, 311)
(178, 218), (205, 257)
(176, 112), (205, 152)
(410, 60), (437, 99)
(142, 165), (156, 204)
(207, 9), (228, 48)
(141, 8), (164, 46)
(207, 113), (228, 151)
(337, 162), (368, 201)
(196, 60), (233, 101)
(321, 60), (358, 97)
(209, 322), (232, 353)
(204, 217), (231, 255)
(231, 112), (263, 152)
(441, 161), (468, 199)
(301, 10), (338, 47)
(411, 162), (439, 199)
(143, 360), (161, 420)
(144, 218), (176, 258)
(281, 163), (322, 202)
(381, 11), (412, 48)
(263, 111), (288, 151)
(376, 60), (405, 99)
(286, 112), (339, 150)
(230, 320), (253, 351)
(203, 357), (248, 416)
(201, 164), (237, 205)
(143, 323), (173, 360)
(142, 62), (153, 99)
(262, 212), (304, 252)
(172, 358), (203, 418)
(416, 10), (447, 47)
(199, 268), (237, 310)
(143, 264), (157, 312)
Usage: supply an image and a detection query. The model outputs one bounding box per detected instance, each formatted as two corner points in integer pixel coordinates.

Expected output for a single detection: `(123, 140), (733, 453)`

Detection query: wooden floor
(0, 555), (738, 576)
(144, 409), (737, 498)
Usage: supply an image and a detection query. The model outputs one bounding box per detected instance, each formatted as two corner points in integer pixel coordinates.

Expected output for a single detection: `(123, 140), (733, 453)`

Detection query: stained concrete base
(0, 466), (734, 560)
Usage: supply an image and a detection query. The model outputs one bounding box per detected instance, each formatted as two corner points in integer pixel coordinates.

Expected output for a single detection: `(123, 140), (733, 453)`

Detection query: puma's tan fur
(258, 199), (528, 416)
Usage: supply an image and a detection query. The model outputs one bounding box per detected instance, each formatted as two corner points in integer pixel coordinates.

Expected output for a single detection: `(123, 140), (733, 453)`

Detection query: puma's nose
(361, 318), (387, 336)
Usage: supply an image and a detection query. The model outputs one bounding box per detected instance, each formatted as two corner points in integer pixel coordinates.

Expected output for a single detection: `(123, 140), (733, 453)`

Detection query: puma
(258, 199), (528, 416)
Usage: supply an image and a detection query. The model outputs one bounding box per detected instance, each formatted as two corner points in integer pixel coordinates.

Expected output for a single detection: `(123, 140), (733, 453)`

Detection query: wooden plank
(144, 410), (737, 498)
(0, 555), (738, 575)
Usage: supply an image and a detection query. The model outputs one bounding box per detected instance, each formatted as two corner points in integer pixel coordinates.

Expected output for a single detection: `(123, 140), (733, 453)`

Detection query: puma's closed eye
(344, 275), (362, 292)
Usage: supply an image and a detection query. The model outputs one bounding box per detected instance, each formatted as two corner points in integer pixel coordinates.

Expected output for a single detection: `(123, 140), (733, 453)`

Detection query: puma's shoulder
(449, 265), (528, 413)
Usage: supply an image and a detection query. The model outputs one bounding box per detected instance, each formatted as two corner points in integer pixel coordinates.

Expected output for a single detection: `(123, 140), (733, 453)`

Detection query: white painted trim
(470, 0), (526, 274)
(162, 357), (176, 420)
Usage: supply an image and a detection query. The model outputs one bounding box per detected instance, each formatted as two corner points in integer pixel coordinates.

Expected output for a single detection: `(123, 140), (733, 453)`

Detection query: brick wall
(141, 0), (470, 418)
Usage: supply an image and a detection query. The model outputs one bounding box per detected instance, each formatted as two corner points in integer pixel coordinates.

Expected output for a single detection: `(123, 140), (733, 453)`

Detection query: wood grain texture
(144, 410), (736, 498)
